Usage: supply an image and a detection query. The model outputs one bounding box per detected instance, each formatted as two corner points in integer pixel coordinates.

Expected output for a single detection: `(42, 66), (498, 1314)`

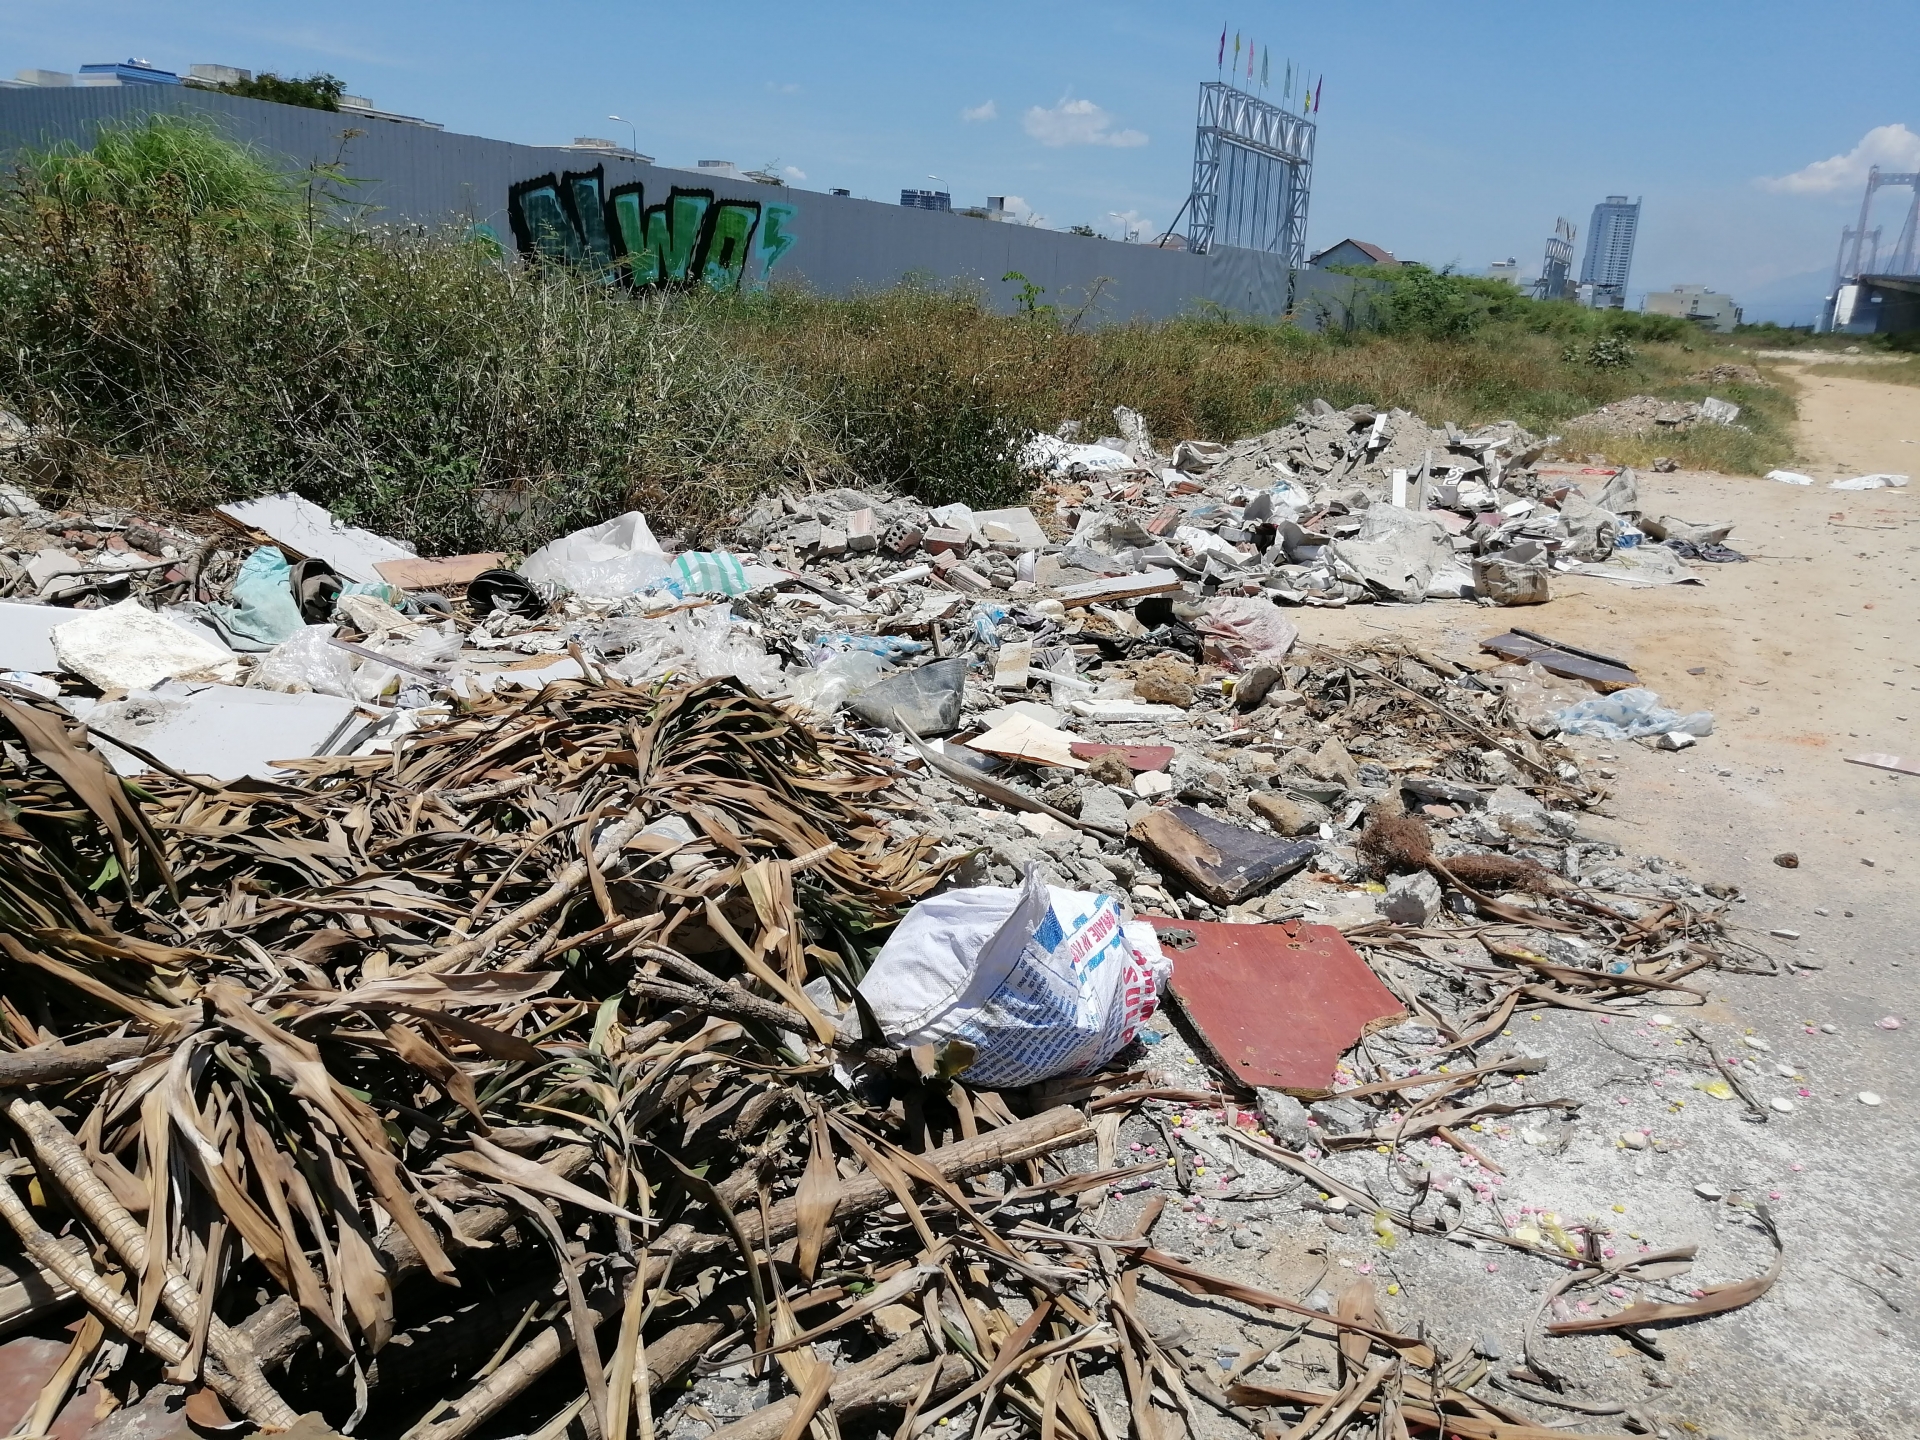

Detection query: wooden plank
(1128, 805), (1317, 905)
(1847, 753), (1920, 777)
(1479, 631), (1639, 692)
(1055, 569), (1183, 605)
(1156, 919), (1405, 1092)
(373, 553), (506, 589)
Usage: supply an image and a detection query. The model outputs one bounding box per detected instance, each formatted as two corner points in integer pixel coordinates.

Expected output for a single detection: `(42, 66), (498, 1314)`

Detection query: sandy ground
(1116, 364), (1920, 1440)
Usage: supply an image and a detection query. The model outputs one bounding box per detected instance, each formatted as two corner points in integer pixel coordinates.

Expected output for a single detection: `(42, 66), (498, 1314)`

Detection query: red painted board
(1153, 918), (1405, 1093)
(1069, 742), (1175, 772)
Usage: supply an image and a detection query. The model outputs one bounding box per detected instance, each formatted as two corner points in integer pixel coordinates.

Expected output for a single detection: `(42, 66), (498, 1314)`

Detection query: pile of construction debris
(0, 399), (1784, 1440)
(1562, 395), (1743, 438)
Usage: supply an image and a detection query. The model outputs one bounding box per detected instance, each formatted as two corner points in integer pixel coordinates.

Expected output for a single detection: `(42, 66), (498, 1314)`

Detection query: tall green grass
(0, 116), (1798, 552)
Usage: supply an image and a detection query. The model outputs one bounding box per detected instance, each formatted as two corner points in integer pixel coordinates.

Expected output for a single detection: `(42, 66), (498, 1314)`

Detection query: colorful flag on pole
(1261, 47), (1269, 88)
(1285, 61), (1292, 99)
(1233, 32), (1241, 72)
(1217, 24), (1226, 70)
(1313, 76), (1323, 111)
(1247, 41), (1255, 81)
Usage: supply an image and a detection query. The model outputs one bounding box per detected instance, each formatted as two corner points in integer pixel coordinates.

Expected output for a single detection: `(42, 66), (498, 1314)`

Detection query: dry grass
(1800, 358), (1920, 388)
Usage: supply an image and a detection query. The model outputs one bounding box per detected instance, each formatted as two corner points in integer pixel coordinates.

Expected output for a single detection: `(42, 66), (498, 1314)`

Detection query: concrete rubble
(0, 398), (1788, 1440)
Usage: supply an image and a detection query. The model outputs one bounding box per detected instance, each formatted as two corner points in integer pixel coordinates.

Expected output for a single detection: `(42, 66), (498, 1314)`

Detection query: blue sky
(6, 0), (1916, 323)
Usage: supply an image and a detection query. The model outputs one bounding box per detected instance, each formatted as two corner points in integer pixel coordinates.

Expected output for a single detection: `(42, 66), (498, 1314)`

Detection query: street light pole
(607, 114), (639, 156)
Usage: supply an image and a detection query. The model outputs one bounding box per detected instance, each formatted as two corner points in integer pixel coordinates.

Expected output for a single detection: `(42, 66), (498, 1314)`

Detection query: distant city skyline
(2, 0), (1912, 324)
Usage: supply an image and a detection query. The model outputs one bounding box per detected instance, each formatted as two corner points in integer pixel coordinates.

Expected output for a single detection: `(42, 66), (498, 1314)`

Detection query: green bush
(0, 117), (843, 547)
(203, 73), (346, 112)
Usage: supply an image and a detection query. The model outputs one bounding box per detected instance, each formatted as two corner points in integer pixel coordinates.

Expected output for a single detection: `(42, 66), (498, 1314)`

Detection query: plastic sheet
(519, 512), (672, 599)
(210, 546), (306, 649)
(1555, 687), (1714, 740)
(606, 604), (783, 694)
(783, 651), (892, 716)
(249, 624), (356, 698)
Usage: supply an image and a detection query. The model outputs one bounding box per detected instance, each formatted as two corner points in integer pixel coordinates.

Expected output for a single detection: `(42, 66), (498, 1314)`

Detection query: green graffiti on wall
(507, 166), (796, 292)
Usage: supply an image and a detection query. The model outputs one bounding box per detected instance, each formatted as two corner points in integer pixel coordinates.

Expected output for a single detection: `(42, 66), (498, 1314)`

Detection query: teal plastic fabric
(672, 551), (750, 596)
(211, 546), (304, 648)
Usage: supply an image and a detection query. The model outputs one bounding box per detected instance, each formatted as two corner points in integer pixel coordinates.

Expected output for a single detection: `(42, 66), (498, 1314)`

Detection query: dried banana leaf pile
(0, 676), (1663, 1440)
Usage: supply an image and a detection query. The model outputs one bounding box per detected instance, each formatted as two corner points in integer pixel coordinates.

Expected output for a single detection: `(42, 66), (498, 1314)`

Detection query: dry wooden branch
(0, 1036), (148, 1088)
(703, 1335), (970, 1440)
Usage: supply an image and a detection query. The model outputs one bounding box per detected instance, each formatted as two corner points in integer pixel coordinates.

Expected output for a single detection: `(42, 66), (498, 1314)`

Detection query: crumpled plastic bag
(1555, 687), (1714, 740)
(1831, 473), (1909, 491)
(1197, 595), (1299, 669)
(669, 551), (750, 596)
(348, 623), (463, 702)
(858, 866), (1170, 1088)
(1492, 661), (1591, 735)
(605, 604), (783, 694)
(783, 650), (893, 716)
(249, 624), (356, 697)
(1016, 434), (1135, 478)
(519, 512), (672, 599)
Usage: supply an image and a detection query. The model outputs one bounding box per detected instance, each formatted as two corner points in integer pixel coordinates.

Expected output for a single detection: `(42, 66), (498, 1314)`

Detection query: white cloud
(961, 100), (998, 122)
(1759, 123), (1920, 195)
(765, 81), (800, 95)
(998, 194), (1046, 227)
(783, 165), (807, 182)
(1022, 97), (1146, 149)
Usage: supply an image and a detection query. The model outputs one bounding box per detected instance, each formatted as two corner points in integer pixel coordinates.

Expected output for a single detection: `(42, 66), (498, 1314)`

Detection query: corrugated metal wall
(0, 86), (1372, 326)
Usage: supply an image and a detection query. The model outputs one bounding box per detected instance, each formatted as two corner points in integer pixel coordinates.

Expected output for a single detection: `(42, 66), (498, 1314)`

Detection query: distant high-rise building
(901, 189), (951, 212)
(1580, 195), (1640, 309)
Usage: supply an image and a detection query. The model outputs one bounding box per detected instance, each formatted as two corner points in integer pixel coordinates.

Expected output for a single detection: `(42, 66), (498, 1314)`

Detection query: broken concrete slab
(1068, 699), (1185, 724)
(1154, 918), (1406, 1090)
(72, 681), (363, 781)
(993, 641), (1033, 692)
(215, 493), (415, 585)
(1076, 785), (1132, 833)
(1249, 790), (1326, 836)
(1377, 870), (1442, 925)
(1129, 804), (1319, 905)
(972, 507), (1048, 551)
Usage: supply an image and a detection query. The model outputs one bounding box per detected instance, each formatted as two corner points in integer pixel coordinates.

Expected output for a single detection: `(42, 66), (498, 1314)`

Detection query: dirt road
(1279, 365), (1920, 1437)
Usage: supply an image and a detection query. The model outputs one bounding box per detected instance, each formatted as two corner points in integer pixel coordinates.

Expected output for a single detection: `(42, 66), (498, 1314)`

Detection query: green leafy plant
(1563, 335), (1638, 369)
(208, 72), (346, 111)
